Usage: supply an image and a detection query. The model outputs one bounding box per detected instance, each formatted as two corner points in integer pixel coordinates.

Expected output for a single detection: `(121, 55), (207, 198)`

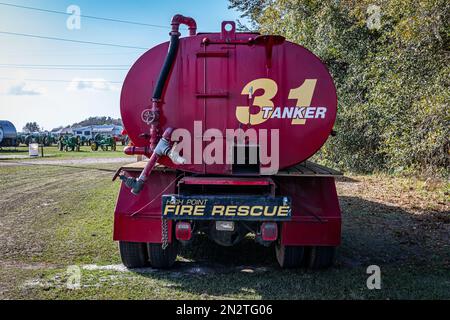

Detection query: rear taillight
(175, 222), (192, 241)
(261, 222), (278, 242)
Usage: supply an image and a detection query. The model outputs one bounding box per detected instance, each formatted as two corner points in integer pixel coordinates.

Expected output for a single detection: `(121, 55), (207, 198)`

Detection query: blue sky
(0, 0), (247, 131)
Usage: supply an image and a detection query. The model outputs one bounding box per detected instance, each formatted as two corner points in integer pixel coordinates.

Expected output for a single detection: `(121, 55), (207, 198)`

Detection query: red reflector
(175, 222), (192, 241)
(261, 222), (278, 242)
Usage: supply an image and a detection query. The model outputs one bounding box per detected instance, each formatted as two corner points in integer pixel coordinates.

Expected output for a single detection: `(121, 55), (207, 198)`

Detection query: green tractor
(91, 134), (117, 151)
(21, 132), (55, 146)
(40, 132), (56, 147)
(23, 133), (39, 146)
(58, 135), (81, 152)
(17, 133), (26, 146)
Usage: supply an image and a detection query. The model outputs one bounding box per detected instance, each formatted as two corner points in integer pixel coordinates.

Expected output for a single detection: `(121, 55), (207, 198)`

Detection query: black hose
(152, 34), (180, 101)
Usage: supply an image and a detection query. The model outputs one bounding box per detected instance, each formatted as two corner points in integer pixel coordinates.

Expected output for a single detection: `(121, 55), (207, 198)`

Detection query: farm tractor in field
(58, 135), (80, 152)
(91, 134), (117, 151)
(19, 132), (56, 147)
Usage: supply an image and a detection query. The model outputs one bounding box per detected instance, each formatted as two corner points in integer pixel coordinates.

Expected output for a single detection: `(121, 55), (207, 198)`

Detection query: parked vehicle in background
(0, 121), (18, 147)
(91, 134), (117, 151)
(58, 135), (81, 152)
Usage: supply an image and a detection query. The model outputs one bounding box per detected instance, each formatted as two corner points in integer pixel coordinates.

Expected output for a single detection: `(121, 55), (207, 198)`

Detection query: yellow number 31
(236, 78), (317, 125)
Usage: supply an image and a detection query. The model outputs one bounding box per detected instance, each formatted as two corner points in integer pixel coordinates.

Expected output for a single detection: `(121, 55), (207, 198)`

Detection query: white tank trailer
(0, 121), (19, 147)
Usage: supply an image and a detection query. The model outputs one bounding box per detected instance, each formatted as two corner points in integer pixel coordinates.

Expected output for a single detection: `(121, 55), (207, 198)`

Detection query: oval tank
(0, 120), (18, 147)
(121, 22), (337, 175)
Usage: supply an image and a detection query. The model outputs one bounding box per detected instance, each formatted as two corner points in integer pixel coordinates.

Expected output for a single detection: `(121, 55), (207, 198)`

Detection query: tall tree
(230, 0), (449, 175)
(23, 122), (40, 133)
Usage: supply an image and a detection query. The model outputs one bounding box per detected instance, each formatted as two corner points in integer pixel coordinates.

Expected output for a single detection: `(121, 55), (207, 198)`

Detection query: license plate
(162, 195), (291, 221)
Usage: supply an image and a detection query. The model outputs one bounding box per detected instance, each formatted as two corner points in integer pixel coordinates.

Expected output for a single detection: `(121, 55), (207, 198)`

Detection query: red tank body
(121, 22), (337, 175)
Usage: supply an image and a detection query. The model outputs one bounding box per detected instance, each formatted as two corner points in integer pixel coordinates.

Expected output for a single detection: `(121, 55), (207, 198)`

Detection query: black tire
(148, 242), (178, 269)
(306, 246), (336, 270)
(119, 241), (149, 268)
(275, 242), (305, 268)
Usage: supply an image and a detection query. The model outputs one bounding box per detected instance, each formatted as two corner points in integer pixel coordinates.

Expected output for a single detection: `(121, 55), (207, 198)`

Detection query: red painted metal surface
(113, 171), (176, 243)
(274, 176), (341, 246)
(115, 171), (341, 246)
(121, 21), (337, 175)
(179, 176), (272, 186)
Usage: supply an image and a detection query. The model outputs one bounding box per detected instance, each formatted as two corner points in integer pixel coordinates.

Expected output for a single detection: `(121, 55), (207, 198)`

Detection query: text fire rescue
(163, 199), (290, 218)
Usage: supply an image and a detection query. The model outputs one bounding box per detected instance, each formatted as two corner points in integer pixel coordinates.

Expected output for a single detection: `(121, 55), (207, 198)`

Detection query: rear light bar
(261, 222), (278, 242)
(175, 222), (192, 241)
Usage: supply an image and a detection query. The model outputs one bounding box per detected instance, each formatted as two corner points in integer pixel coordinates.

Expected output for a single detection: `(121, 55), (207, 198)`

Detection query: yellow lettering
(225, 206), (237, 216)
(289, 80), (317, 125)
(250, 206), (263, 216)
(193, 206), (205, 216)
(264, 206), (277, 217)
(212, 206), (225, 216)
(163, 205), (176, 216)
(237, 206), (250, 216)
(236, 78), (278, 125)
(278, 206), (290, 217)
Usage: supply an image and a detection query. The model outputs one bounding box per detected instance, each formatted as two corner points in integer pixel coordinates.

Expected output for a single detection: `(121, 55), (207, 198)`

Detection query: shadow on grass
(127, 196), (449, 299)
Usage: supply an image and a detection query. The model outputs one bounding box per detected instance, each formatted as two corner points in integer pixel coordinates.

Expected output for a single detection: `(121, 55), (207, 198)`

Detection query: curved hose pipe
(152, 15), (197, 102)
(171, 14), (197, 36)
(146, 15), (197, 152)
(120, 128), (174, 195)
(168, 143), (186, 165)
(123, 145), (152, 157)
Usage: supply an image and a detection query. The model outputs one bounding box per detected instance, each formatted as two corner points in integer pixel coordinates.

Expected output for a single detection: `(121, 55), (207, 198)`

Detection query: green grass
(0, 145), (127, 160)
(0, 163), (448, 300)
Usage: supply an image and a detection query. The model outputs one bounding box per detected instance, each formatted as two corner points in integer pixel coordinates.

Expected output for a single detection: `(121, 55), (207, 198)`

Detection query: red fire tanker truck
(113, 15), (341, 269)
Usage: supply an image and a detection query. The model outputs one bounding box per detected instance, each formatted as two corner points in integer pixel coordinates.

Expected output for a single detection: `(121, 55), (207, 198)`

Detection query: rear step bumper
(113, 163), (341, 247)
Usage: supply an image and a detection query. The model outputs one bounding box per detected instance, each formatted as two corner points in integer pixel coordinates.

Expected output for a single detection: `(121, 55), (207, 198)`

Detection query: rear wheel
(148, 241), (178, 269)
(119, 241), (149, 268)
(306, 246), (336, 270)
(275, 242), (305, 268)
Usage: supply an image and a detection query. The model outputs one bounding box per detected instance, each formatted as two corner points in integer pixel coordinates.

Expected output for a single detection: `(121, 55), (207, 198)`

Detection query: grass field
(0, 160), (448, 300)
(0, 145), (127, 160)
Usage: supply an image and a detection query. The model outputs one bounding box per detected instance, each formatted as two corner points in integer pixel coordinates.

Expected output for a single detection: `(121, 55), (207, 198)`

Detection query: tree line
(230, 0), (449, 176)
(23, 117), (123, 133)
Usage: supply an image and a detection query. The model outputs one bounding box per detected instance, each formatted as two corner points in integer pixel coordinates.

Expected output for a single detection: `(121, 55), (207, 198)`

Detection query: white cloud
(67, 78), (119, 92)
(7, 82), (46, 96)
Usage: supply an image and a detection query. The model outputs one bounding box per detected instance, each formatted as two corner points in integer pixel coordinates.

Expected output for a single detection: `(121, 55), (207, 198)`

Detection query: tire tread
(119, 241), (149, 268)
(148, 242), (178, 269)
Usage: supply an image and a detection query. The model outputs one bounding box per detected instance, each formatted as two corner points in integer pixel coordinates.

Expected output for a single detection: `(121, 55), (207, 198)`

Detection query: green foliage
(23, 121), (41, 133)
(71, 116), (122, 128)
(230, 0), (449, 175)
